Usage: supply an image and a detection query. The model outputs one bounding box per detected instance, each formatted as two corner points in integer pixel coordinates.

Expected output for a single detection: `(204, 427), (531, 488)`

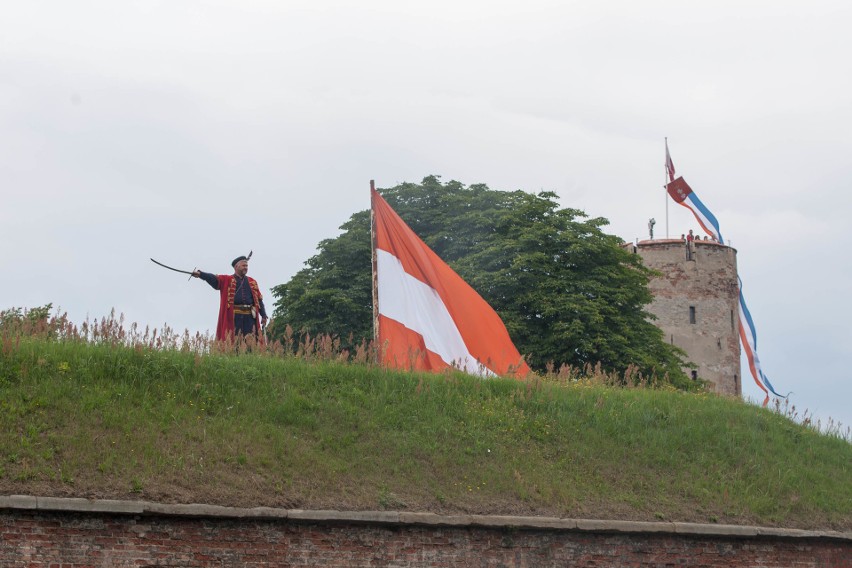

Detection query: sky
(2, 1), (850, 431)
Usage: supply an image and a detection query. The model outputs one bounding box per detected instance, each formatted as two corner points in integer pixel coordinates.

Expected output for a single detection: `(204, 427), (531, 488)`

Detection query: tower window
(689, 306), (696, 324)
(691, 370), (698, 380)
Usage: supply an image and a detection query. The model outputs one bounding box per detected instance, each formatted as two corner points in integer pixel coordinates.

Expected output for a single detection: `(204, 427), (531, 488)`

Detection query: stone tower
(624, 238), (741, 395)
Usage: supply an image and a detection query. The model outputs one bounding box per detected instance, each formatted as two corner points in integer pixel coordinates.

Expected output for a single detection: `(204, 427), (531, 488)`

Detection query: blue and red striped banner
(665, 148), (787, 405)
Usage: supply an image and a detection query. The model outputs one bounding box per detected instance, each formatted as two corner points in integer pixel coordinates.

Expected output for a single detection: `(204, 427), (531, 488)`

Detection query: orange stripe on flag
(378, 316), (456, 372)
(372, 187), (529, 377)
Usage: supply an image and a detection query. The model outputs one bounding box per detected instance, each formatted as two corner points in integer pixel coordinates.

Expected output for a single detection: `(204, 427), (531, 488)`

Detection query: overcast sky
(2, 1), (850, 431)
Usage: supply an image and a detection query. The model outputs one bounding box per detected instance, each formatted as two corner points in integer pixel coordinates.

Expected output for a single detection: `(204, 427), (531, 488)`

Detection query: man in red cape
(192, 255), (267, 341)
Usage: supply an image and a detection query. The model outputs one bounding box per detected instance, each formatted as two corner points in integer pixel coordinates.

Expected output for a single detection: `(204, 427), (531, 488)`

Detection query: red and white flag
(372, 187), (529, 377)
(665, 139), (676, 182)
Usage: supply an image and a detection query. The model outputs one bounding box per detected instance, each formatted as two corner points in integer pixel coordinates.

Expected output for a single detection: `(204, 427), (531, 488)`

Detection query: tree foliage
(271, 176), (690, 385)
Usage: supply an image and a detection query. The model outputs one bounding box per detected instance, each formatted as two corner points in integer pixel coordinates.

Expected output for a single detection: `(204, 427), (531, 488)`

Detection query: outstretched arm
(193, 270), (220, 290)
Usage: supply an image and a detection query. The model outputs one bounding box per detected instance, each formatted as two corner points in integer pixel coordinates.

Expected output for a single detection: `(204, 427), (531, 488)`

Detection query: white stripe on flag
(376, 249), (495, 376)
(683, 198), (721, 242)
(738, 302), (756, 350)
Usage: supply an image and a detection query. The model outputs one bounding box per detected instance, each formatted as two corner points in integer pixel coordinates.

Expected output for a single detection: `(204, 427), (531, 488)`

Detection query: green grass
(0, 316), (850, 530)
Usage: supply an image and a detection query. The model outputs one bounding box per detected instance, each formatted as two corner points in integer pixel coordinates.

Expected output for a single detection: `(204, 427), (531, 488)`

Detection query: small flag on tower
(666, 177), (723, 243)
(665, 138), (676, 183)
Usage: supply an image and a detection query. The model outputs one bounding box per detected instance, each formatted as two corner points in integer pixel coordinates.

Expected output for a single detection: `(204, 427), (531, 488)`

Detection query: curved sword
(150, 258), (195, 276)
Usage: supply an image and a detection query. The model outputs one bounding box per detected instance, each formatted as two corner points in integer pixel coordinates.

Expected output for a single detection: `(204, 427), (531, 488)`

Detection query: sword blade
(150, 258), (194, 276)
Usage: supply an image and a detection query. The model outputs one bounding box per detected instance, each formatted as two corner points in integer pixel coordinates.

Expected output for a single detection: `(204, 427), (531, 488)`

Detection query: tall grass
(1, 305), (850, 530)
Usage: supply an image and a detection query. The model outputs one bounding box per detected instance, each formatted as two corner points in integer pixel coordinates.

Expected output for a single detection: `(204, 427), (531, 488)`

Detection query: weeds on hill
(772, 398), (850, 443)
(1, 303), (848, 443)
(0, 304), (673, 387)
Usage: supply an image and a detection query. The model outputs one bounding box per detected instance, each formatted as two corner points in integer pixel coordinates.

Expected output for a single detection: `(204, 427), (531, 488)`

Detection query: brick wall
(2, 500), (850, 567)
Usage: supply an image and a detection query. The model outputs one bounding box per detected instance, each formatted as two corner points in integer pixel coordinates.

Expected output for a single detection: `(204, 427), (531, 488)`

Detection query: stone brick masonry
(627, 239), (741, 395)
(1, 497), (850, 567)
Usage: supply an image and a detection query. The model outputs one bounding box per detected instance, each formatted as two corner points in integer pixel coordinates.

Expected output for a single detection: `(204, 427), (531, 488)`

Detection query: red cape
(214, 274), (263, 342)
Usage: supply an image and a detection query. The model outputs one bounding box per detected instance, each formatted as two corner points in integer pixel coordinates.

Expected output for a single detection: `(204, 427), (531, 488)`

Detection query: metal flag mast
(664, 137), (671, 238)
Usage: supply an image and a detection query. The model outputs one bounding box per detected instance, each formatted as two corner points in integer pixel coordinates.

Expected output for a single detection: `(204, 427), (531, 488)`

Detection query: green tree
(271, 176), (690, 385)
(270, 212), (373, 344)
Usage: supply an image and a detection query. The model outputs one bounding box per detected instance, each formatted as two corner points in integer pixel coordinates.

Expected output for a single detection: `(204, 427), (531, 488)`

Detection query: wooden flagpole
(370, 180), (379, 355)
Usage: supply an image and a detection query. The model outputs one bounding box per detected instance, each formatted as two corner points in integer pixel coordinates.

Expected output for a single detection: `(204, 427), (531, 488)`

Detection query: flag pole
(370, 180), (380, 353)
(664, 137), (670, 239)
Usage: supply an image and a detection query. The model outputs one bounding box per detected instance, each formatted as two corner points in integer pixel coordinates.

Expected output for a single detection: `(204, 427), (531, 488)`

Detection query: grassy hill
(1, 312), (850, 531)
